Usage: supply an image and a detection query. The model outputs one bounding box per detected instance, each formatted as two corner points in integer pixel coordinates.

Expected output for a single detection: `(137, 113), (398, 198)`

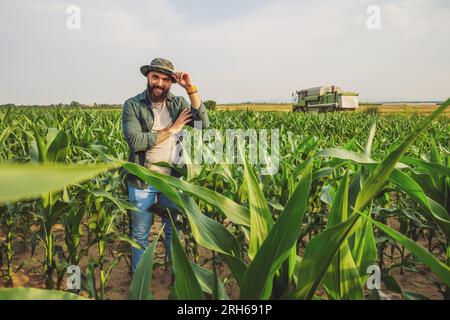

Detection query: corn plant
(83, 180), (141, 300)
(0, 204), (17, 286)
(25, 127), (70, 289)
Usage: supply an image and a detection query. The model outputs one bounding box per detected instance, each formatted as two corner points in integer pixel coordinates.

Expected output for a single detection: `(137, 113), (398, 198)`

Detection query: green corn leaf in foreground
(284, 98), (449, 300)
(128, 229), (162, 300)
(284, 214), (361, 300)
(123, 162), (241, 257)
(0, 162), (122, 204)
(390, 169), (450, 238)
(170, 218), (205, 300)
(0, 288), (88, 300)
(191, 263), (229, 300)
(357, 211), (450, 287)
(239, 159), (312, 299)
(219, 254), (247, 287)
(351, 215), (377, 287)
(123, 162), (250, 227)
(352, 121), (378, 286)
(243, 156), (274, 261)
(179, 192), (241, 256)
(323, 170), (364, 300)
(124, 162), (246, 284)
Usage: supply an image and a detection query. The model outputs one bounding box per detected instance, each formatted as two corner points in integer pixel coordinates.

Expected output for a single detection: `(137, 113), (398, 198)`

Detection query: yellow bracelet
(186, 85), (198, 95)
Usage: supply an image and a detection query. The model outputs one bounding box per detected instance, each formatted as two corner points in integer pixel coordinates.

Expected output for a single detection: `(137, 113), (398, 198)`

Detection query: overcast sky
(0, 0), (449, 105)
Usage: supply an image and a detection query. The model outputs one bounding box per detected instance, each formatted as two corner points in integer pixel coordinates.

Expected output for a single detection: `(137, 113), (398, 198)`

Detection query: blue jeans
(128, 183), (179, 273)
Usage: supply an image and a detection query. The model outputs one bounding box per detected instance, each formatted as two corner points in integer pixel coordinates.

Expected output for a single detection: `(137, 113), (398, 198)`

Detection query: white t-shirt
(145, 100), (175, 175)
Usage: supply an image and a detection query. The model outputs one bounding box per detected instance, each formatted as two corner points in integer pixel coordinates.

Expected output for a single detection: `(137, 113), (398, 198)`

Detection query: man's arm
(180, 96), (209, 129)
(122, 99), (157, 153)
(155, 108), (193, 145)
(172, 71), (209, 129)
(154, 128), (172, 145)
(188, 90), (201, 110)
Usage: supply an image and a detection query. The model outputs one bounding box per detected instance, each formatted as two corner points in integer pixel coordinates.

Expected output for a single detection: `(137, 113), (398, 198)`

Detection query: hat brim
(140, 66), (177, 83)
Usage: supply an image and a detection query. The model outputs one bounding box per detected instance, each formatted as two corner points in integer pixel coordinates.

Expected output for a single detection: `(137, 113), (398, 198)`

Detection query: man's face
(147, 71), (172, 101)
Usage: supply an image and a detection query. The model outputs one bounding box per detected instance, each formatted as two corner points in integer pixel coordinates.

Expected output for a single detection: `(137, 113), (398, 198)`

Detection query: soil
(0, 215), (445, 300)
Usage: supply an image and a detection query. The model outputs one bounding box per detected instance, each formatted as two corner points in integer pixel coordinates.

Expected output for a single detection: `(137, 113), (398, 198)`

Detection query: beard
(147, 83), (170, 103)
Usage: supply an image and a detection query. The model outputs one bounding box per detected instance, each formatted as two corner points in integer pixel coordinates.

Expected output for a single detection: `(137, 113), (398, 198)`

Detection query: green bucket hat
(140, 57), (177, 83)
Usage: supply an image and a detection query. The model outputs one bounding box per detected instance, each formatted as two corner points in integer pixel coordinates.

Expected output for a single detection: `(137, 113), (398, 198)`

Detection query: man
(122, 57), (209, 274)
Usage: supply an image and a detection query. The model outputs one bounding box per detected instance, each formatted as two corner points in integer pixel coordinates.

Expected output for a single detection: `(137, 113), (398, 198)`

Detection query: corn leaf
(390, 169), (450, 237)
(0, 288), (88, 300)
(358, 211), (450, 287)
(123, 163), (241, 257)
(244, 158), (274, 260)
(123, 162), (250, 227)
(128, 230), (162, 300)
(123, 162), (245, 282)
(400, 157), (450, 178)
(240, 159), (312, 299)
(170, 218), (204, 300)
(191, 263), (229, 300)
(323, 170), (364, 300)
(0, 162), (121, 204)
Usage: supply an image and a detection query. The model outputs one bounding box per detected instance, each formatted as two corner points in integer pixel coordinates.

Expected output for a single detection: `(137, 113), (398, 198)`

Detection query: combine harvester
(292, 86), (359, 112)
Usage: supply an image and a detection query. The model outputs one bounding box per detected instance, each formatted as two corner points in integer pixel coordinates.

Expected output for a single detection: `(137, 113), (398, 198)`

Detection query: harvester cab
(292, 86), (359, 113)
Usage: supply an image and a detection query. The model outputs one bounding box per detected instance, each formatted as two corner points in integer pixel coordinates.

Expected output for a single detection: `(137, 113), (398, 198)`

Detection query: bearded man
(122, 57), (209, 274)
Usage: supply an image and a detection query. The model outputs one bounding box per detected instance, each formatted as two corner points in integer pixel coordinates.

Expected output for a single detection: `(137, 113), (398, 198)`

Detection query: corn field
(0, 101), (449, 300)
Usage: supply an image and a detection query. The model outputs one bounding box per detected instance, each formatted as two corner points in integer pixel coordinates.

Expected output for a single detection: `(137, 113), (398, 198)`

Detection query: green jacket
(121, 89), (209, 189)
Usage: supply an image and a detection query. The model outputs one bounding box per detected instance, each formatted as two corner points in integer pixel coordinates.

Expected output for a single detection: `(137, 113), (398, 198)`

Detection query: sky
(0, 0), (449, 105)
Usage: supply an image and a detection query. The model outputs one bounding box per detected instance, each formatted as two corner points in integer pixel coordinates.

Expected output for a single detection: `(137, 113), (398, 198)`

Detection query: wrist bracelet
(186, 85), (198, 95)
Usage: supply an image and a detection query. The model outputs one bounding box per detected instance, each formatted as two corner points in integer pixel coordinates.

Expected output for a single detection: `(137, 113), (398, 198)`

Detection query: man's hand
(170, 108), (192, 134)
(155, 109), (192, 145)
(173, 71), (194, 90)
(173, 71), (201, 109)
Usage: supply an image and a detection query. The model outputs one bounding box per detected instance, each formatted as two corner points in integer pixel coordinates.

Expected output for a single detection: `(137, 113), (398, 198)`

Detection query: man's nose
(156, 79), (164, 87)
